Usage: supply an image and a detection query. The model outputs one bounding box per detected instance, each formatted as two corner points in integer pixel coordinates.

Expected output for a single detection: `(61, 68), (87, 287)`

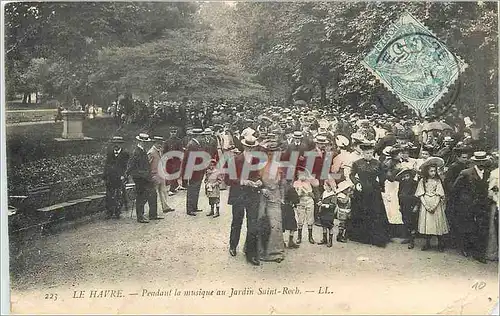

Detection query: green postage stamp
(362, 12), (468, 116)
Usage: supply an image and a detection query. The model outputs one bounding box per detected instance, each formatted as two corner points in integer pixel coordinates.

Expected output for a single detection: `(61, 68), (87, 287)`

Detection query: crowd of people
(103, 100), (499, 267)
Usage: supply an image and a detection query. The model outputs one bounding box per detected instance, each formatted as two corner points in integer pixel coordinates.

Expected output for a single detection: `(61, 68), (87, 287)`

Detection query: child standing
(205, 159), (222, 218)
(317, 182), (336, 247)
(335, 180), (354, 243)
(293, 167), (319, 244)
(415, 157), (449, 251)
(396, 168), (419, 249)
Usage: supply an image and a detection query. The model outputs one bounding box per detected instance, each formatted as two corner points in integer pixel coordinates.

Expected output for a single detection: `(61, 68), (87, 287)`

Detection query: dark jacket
(104, 148), (130, 186)
(126, 146), (151, 181)
(451, 167), (491, 233)
(227, 152), (262, 206)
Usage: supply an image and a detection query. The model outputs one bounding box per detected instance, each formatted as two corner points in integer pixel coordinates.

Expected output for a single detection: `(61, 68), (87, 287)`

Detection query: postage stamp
(362, 12), (468, 116)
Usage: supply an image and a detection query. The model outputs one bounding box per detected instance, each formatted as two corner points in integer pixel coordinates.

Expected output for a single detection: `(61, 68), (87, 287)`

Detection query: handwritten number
(44, 293), (58, 301)
(472, 281), (486, 290)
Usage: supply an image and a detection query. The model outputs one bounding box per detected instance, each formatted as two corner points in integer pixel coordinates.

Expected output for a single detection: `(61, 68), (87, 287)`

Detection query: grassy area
(6, 116), (178, 197)
(7, 100), (59, 110)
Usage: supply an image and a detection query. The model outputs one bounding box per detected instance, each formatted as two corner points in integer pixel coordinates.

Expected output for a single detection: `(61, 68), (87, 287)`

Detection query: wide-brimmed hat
(153, 136), (164, 142)
(336, 180), (354, 194)
(395, 168), (416, 182)
(111, 136), (125, 143)
(136, 133), (152, 142)
(335, 135), (350, 148)
(471, 151), (489, 162)
(420, 156), (445, 170)
(314, 135), (330, 144)
(241, 135), (259, 147)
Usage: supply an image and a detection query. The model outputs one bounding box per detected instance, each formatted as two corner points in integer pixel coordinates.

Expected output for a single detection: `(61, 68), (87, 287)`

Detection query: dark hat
(263, 141), (280, 151)
(190, 128), (204, 135)
(453, 145), (473, 155)
(111, 136), (125, 143)
(169, 126), (178, 130)
(395, 168), (416, 182)
(359, 140), (376, 151)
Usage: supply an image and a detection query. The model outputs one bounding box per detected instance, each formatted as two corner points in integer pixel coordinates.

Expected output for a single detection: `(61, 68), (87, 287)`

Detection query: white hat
(136, 133), (152, 142)
(336, 180), (354, 194)
(335, 135), (349, 148)
(241, 135), (259, 147)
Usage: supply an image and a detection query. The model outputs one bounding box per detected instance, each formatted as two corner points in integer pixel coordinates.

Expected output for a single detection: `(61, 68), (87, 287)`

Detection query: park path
(9, 189), (499, 314)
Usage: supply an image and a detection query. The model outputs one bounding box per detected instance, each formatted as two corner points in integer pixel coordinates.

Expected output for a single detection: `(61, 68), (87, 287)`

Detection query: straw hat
(136, 133), (152, 142)
(111, 136), (125, 143)
(241, 135), (259, 147)
(471, 151), (489, 162)
(420, 157), (445, 170)
(292, 131), (304, 139)
(314, 135), (330, 144)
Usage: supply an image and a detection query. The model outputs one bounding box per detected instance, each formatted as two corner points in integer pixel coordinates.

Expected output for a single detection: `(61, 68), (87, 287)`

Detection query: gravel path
(10, 189), (499, 314)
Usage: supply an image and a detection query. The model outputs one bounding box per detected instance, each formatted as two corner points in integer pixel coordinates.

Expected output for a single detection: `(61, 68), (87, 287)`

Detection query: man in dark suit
(126, 133), (161, 223)
(451, 151), (492, 263)
(184, 128), (206, 216)
(228, 135), (262, 266)
(103, 136), (130, 219)
(164, 126), (184, 195)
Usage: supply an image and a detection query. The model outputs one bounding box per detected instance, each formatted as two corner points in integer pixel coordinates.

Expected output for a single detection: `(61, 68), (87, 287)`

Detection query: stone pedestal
(61, 110), (85, 139)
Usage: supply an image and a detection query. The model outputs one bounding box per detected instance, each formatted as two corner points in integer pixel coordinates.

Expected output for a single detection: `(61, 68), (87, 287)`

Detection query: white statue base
(54, 110), (93, 141)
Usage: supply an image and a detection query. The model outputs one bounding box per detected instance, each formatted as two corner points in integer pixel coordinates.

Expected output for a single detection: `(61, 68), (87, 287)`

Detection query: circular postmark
(374, 31), (464, 120)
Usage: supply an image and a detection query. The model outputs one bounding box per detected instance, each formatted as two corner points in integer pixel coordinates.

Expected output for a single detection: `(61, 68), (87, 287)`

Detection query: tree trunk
(319, 82), (327, 108)
(22, 93), (29, 104)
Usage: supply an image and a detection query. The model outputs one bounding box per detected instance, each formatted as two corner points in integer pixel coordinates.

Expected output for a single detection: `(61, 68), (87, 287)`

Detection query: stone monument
(55, 99), (92, 141)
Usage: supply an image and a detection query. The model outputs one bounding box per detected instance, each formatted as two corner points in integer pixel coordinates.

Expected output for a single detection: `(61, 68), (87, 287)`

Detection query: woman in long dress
(257, 141), (286, 263)
(348, 141), (390, 247)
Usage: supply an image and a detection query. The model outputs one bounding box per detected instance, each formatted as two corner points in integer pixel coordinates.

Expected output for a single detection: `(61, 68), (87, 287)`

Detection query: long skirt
(382, 180), (403, 224)
(258, 196), (285, 262)
(347, 189), (390, 246)
(281, 204), (297, 231)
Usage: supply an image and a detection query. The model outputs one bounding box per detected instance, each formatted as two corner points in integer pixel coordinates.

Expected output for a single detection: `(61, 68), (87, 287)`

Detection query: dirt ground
(9, 189), (499, 315)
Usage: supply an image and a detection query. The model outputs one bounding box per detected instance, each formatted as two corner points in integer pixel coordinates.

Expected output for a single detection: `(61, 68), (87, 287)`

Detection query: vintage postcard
(3, 1), (499, 314)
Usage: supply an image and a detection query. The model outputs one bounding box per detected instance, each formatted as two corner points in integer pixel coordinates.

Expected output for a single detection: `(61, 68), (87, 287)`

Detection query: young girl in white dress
(415, 157), (449, 251)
